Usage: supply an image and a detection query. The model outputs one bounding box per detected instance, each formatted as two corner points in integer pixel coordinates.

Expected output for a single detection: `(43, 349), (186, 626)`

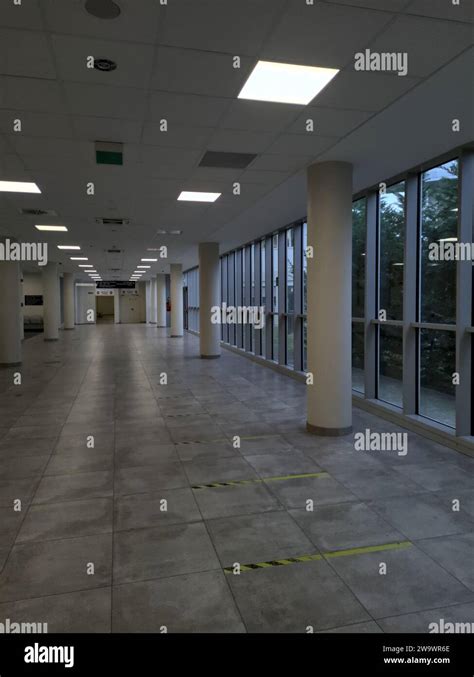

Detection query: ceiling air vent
(199, 151), (257, 169)
(95, 141), (123, 165)
(95, 218), (129, 226)
(20, 208), (58, 216)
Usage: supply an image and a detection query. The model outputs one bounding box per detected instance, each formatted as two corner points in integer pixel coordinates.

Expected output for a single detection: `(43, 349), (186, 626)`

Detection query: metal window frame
(294, 223), (303, 371)
(278, 231), (286, 365)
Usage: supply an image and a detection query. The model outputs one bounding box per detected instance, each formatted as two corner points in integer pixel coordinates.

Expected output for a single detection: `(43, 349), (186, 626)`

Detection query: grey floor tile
(0, 507), (24, 549)
(113, 571), (245, 633)
(0, 478), (39, 508)
(113, 522), (219, 584)
(331, 466), (426, 500)
(290, 502), (403, 552)
(170, 423), (226, 443)
(395, 462), (474, 493)
(378, 601), (474, 632)
(33, 471), (113, 504)
(0, 534), (112, 602)
(54, 433), (114, 455)
(17, 499), (113, 543)
(207, 511), (314, 567)
(115, 442), (178, 467)
(115, 463), (187, 496)
(193, 482), (282, 520)
(0, 455), (50, 480)
(115, 489), (201, 531)
(266, 475), (357, 509)
(244, 451), (321, 477)
(0, 588), (112, 632)
(175, 440), (236, 461)
(368, 494), (474, 541)
(318, 621), (382, 633)
(183, 457), (257, 485)
(329, 545), (473, 618)
(416, 533), (474, 591)
(0, 437), (56, 458)
(239, 435), (295, 456)
(228, 558), (370, 632)
(44, 452), (113, 476)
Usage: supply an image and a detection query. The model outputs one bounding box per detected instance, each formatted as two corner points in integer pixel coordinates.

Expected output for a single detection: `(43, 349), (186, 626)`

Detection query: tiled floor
(0, 324), (473, 633)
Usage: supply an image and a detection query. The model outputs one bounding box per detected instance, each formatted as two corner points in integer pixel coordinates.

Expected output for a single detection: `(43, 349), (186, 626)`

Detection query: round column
(156, 274), (167, 328)
(43, 262), (60, 341)
(0, 261), (22, 366)
(170, 264), (183, 337)
(63, 272), (75, 330)
(306, 161), (353, 436)
(199, 243), (221, 358)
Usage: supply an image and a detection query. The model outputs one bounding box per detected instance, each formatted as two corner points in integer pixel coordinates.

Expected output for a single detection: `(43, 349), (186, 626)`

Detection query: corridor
(0, 325), (473, 633)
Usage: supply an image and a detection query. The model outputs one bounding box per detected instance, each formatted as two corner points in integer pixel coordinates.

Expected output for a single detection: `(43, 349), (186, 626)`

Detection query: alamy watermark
(354, 428), (408, 456)
(429, 618), (474, 633)
(0, 618), (48, 633)
(354, 49), (408, 77)
(211, 304), (265, 330)
(428, 241), (474, 261)
(0, 238), (48, 266)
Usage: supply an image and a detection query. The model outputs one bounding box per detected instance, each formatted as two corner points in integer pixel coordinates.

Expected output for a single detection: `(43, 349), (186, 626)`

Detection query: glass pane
(303, 222), (308, 314)
(352, 198), (366, 318)
(419, 329), (456, 427)
(286, 229), (294, 367)
(272, 234), (279, 360)
(420, 160), (458, 325)
(378, 325), (403, 408)
(261, 239), (266, 355)
(273, 315), (279, 361)
(379, 181), (405, 321)
(352, 322), (365, 394)
(303, 318), (307, 371)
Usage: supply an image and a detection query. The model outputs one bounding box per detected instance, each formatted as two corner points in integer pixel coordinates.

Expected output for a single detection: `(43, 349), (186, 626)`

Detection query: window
(286, 228), (295, 367)
(352, 199), (366, 392)
(303, 222), (308, 370)
(261, 239), (266, 356)
(418, 160), (458, 427)
(272, 233), (279, 361)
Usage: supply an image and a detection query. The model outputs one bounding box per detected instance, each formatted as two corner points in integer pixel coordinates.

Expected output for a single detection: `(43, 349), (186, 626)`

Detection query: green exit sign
(95, 141), (123, 165)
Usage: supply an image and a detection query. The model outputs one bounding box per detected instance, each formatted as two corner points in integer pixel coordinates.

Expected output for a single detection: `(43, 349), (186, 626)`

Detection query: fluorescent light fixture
(0, 180), (41, 194)
(57, 245), (80, 250)
(137, 265), (150, 269)
(170, 230), (182, 235)
(392, 263), (404, 266)
(178, 191), (221, 203)
(79, 264), (93, 268)
(439, 237), (458, 243)
(35, 225), (68, 232)
(141, 258), (158, 262)
(70, 257), (88, 261)
(238, 60), (339, 105)
(155, 231), (167, 236)
(88, 270), (98, 273)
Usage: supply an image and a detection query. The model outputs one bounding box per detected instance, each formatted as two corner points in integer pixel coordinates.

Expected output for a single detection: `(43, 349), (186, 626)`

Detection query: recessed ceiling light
(35, 225), (68, 232)
(178, 191), (221, 203)
(88, 270), (98, 273)
(137, 265), (150, 269)
(85, 0), (121, 20)
(0, 181), (41, 193)
(141, 258), (158, 262)
(238, 61), (339, 105)
(170, 230), (182, 235)
(78, 265), (93, 268)
(57, 245), (80, 250)
(155, 232), (167, 237)
(70, 257), (88, 261)
(94, 58), (117, 72)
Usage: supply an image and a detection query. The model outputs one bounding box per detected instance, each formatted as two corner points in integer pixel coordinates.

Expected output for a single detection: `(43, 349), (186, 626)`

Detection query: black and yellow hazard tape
(223, 540), (412, 575)
(191, 471), (329, 490)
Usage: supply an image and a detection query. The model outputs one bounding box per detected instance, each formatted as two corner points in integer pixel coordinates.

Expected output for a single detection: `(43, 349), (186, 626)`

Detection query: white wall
(118, 284), (146, 323)
(75, 284), (97, 325)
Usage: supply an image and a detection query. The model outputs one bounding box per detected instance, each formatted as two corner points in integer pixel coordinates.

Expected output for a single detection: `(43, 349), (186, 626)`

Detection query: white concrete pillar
(156, 274), (167, 328)
(307, 161), (353, 436)
(42, 262), (60, 341)
(145, 281), (151, 324)
(199, 243), (221, 358)
(114, 289), (121, 324)
(63, 272), (75, 330)
(0, 261), (22, 366)
(170, 264), (183, 337)
(150, 278), (157, 324)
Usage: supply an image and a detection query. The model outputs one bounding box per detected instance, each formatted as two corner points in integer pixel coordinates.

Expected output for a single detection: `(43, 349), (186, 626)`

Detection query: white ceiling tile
(0, 76), (63, 113)
(288, 107), (372, 136)
(42, 0), (162, 44)
(250, 154), (313, 172)
(64, 83), (148, 120)
(148, 91), (230, 126)
(327, 0), (410, 10)
(240, 169), (292, 184)
(314, 70), (420, 111)
(72, 116), (142, 143)
(151, 47), (253, 97)
(0, 29), (56, 78)
(141, 123), (212, 149)
(0, 0), (43, 29)
(404, 0), (474, 22)
(0, 110), (73, 138)
(206, 129), (276, 154)
(369, 15), (473, 77)
(51, 35), (154, 88)
(158, 0), (287, 55)
(266, 134), (337, 156)
(219, 100), (303, 132)
(261, 2), (394, 67)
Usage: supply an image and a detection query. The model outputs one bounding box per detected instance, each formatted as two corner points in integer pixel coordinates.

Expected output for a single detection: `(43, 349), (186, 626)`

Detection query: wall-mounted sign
(96, 281), (135, 289)
(25, 295), (43, 306)
(96, 289), (115, 296)
(120, 289), (139, 296)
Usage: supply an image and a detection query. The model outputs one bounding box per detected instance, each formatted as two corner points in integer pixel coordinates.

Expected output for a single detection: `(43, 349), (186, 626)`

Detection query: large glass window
(272, 233), (279, 361)
(261, 239), (266, 356)
(418, 159), (458, 427)
(378, 325), (403, 407)
(303, 222), (308, 370)
(379, 182), (405, 321)
(352, 199), (366, 392)
(286, 228), (294, 367)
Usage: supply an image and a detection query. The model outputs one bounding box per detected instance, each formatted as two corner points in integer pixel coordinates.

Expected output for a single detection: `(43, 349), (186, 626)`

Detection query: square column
(0, 261), (22, 366)
(199, 243), (221, 358)
(42, 262), (60, 341)
(170, 264), (183, 337)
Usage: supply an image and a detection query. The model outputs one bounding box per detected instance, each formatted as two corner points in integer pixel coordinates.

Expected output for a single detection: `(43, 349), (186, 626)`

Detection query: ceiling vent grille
(95, 218), (129, 225)
(199, 151), (257, 169)
(20, 208), (58, 216)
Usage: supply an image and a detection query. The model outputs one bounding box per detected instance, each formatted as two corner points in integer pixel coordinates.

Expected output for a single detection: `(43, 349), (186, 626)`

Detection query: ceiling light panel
(178, 191), (221, 203)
